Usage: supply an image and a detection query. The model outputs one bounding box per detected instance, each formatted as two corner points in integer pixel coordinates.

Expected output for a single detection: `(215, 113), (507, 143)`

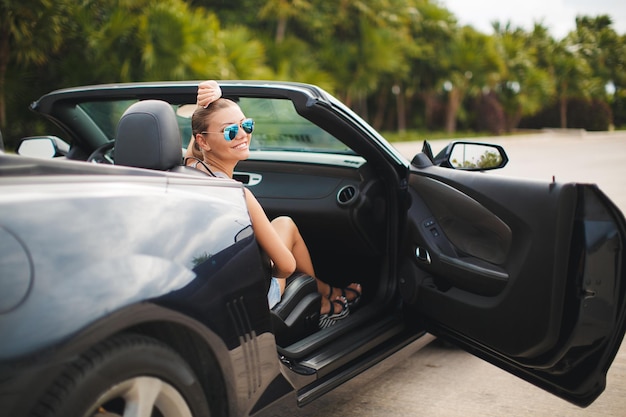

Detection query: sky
(441, 0), (626, 39)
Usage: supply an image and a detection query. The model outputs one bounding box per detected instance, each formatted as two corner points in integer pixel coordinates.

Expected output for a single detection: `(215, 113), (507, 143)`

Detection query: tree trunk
(276, 17), (287, 44)
(372, 86), (388, 131)
(396, 87), (406, 133)
(445, 88), (461, 133)
(559, 95), (568, 128)
(422, 90), (437, 130)
(0, 27), (9, 129)
(358, 91), (368, 122)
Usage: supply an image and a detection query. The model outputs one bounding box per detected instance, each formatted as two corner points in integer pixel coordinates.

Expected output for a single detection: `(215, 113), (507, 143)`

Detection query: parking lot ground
(263, 339), (626, 417)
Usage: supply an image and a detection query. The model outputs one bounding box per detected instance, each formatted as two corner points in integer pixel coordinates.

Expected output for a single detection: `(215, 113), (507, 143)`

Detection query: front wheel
(31, 333), (211, 417)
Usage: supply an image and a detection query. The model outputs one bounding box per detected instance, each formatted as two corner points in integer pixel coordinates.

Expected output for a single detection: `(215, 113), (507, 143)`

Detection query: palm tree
(312, 0), (415, 122)
(258, 0), (312, 44)
(550, 40), (596, 128)
(266, 37), (335, 91)
(492, 22), (554, 131)
(75, 0), (272, 82)
(441, 26), (503, 133)
(75, 1), (147, 83)
(139, 2), (271, 81)
(405, 1), (457, 131)
(570, 15), (625, 126)
(0, 0), (69, 128)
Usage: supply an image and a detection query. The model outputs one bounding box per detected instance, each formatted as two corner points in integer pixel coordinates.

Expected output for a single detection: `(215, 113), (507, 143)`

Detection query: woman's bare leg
(271, 216), (344, 315)
(270, 216), (315, 291)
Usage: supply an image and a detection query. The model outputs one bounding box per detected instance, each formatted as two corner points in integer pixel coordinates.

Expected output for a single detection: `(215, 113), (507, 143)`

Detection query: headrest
(114, 100), (182, 170)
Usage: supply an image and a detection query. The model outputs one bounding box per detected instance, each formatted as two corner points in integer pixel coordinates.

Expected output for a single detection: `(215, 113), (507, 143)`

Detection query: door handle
(415, 246), (431, 264)
(233, 171), (262, 186)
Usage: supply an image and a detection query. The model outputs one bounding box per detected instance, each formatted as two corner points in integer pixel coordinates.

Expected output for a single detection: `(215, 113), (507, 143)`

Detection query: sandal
(328, 284), (362, 309)
(341, 284), (362, 309)
(319, 296), (349, 329)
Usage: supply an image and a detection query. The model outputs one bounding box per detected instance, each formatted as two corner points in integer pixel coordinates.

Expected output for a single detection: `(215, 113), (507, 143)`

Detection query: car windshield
(79, 96), (354, 155)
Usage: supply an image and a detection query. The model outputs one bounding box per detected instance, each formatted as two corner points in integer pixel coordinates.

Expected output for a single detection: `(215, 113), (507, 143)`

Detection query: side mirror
(435, 141), (508, 171)
(17, 136), (70, 158)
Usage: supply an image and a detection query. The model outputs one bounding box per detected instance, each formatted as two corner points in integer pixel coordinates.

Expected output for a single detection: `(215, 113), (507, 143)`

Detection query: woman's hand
(197, 80), (222, 108)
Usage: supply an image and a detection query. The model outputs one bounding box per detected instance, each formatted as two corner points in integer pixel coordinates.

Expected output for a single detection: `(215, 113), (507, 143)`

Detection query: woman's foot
(319, 296), (349, 329)
(327, 283), (362, 308)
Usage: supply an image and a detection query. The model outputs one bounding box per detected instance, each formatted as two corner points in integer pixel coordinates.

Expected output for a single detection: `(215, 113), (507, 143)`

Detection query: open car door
(400, 146), (626, 407)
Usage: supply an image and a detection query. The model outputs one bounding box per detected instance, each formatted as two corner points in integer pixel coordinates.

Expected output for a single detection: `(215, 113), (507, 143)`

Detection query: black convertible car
(1, 81), (625, 417)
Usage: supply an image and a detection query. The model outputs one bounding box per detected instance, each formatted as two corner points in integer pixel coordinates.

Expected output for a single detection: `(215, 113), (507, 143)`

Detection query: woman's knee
(271, 216), (297, 231)
(271, 216), (302, 245)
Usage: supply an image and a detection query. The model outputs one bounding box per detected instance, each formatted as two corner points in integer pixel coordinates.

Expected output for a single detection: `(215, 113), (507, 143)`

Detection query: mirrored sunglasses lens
(223, 124), (238, 141)
(242, 119), (254, 134)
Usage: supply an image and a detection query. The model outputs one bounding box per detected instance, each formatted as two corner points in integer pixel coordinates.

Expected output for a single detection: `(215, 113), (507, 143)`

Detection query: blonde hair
(190, 98), (238, 159)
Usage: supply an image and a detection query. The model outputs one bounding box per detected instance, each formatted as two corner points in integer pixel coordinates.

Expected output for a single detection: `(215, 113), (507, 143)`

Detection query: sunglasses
(201, 118), (255, 141)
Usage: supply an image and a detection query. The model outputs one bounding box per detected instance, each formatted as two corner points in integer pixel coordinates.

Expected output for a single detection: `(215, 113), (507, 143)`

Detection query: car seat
(114, 99), (204, 176)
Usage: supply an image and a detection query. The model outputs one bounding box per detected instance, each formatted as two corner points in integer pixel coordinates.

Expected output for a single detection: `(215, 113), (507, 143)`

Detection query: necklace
(184, 157), (217, 177)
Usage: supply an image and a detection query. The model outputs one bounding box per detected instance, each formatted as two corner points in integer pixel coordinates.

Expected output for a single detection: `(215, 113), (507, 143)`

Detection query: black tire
(31, 333), (211, 417)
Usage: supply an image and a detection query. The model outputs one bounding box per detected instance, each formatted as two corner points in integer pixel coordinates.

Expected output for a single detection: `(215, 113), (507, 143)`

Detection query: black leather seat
(114, 99), (204, 176)
(115, 99), (321, 346)
(270, 273), (321, 347)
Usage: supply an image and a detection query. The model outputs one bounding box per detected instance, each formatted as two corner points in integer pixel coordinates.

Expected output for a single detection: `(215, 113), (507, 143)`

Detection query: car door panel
(402, 166), (626, 406)
(416, 175), (512, 265)
(410, 175), (513, 296)
(406, 170), (577, 355)
(235, 158), (387, 289)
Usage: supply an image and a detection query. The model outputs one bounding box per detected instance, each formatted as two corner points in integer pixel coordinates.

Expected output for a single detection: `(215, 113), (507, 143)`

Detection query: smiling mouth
(232, 141), (248, 150)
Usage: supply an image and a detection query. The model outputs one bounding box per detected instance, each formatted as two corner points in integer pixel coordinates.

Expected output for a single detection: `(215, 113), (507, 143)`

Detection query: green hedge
(519, 98), (613, 131)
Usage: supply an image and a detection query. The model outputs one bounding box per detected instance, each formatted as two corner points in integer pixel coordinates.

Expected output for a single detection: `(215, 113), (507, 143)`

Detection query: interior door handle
(233, 171), (262, 186)
(415, 246), (431, 264)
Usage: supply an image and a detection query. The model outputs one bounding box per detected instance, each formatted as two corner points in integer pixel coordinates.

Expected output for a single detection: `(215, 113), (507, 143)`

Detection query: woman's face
(197, 102), (251, 163)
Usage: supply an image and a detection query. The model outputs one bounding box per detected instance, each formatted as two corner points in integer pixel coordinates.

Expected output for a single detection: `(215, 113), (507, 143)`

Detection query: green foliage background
(2, 0), (625, 150)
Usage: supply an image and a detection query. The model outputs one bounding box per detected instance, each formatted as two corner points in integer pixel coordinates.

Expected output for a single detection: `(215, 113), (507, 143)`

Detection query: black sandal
(319, 296), (349, 329)
(341, 284), (362, 308)
(328, 284), (362, 309)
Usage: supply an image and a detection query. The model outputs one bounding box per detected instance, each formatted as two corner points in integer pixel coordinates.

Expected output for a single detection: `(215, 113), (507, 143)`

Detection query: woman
(186, 81), (362, 328)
